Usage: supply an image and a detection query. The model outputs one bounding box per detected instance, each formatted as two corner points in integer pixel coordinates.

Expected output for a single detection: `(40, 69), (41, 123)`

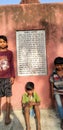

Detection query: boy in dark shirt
(22, 82), (41, 130)
(0, 35), (15, 125)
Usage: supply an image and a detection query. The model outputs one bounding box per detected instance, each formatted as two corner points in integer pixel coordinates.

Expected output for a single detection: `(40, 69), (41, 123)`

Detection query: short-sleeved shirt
(50, 69), (63, 94)
(22, 92), (40, 104)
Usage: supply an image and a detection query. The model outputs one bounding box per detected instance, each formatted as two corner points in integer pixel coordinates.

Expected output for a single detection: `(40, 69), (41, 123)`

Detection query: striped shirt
(50, 70), (63, 94)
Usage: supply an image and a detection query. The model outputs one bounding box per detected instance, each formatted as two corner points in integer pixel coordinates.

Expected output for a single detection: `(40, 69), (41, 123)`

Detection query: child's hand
(10, 77), (15, 85)
(22, 102), (29, 108)
(29, 102), (35, 107)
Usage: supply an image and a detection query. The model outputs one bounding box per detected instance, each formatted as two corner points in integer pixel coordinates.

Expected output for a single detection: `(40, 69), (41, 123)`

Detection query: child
(22, 81), (41, 130)
(0, 35), (15, 125)
(50, 57), (63, 129)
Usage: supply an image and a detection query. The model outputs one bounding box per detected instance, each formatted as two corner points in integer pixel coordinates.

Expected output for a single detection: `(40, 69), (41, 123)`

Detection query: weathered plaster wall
(0, 3), (63, 110)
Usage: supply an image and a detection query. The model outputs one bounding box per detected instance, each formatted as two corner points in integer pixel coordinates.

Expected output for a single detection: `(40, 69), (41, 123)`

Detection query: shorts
(0, 78), (12, 97)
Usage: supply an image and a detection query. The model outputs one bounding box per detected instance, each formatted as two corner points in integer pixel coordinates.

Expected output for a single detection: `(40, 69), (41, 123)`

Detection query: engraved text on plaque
(16, 30), (47, 76)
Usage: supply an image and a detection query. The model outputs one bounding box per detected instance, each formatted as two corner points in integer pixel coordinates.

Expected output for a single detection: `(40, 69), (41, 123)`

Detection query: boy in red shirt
(0, 35), (15, 125)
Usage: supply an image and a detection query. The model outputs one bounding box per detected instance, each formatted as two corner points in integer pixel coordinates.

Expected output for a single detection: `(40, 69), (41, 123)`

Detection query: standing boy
(0, 35), (15, 125)
(22, 81), (41, 130)
(50, 57), (63, 129)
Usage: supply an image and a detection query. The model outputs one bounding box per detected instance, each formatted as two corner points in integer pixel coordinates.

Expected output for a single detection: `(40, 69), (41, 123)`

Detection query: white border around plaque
(16, 30), (47, 76)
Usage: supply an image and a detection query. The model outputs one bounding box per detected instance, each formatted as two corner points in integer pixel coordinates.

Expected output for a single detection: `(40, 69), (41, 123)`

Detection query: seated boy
(22, 81), (41, 130)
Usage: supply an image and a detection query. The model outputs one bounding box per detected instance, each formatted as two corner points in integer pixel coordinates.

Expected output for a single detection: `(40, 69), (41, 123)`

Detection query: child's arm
(50, 82), (54, 98)
(21, 94), (30, 108)
(29, 92), (40, 107)
(22, 92), (40, 108)
(50, 82), (55, 107)
(29, 101), (40, 107)
(10, 77), (15, 85)
(10, 51), (15, 79)
(22, 102), (30, 108)
(22, 101), (40, 108)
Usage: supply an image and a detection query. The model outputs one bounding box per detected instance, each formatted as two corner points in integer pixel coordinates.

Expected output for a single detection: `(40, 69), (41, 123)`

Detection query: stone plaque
(16, 30), (47, 76)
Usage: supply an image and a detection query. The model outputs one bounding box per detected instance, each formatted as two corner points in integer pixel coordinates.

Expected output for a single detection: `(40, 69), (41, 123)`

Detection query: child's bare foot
(5, 116), (11, 125)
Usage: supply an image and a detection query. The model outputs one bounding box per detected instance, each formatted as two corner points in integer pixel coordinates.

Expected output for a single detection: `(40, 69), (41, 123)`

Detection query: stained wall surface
(0, 3), (63, 110)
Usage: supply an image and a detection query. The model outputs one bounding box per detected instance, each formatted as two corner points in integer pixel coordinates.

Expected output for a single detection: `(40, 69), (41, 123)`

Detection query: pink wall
(0, 3), (63, 110)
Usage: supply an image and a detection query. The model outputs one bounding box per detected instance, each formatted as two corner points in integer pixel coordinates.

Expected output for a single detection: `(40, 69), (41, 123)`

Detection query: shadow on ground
(0, 103), (24, 130)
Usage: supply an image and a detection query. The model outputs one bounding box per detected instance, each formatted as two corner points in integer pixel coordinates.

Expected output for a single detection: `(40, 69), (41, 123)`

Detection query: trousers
(55, 93), (63, 119)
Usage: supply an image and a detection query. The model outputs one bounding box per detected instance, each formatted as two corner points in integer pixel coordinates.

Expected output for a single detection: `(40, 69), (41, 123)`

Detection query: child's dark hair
(25, 82), (34, 91)
(0, 35), (7, 43)
(54, 57), (63, 65)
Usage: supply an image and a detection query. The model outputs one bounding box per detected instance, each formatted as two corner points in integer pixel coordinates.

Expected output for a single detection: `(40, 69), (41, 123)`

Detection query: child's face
(26, 89), (34, 96)
(0, 39), (8, 49)
(55, 64), (63, 71)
